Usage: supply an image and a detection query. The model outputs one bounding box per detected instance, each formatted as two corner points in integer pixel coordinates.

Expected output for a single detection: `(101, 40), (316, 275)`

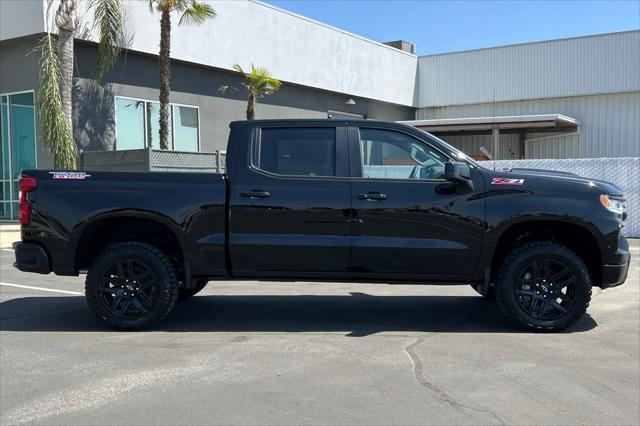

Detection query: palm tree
(232, 64), (282, 120)
(38, 0), (124, 169)
(148, 0), (215, 150)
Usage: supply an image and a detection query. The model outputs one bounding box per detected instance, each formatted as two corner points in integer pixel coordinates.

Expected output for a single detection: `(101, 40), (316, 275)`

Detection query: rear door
(348, 125), (485, 280)
(230, 124), (352, 275)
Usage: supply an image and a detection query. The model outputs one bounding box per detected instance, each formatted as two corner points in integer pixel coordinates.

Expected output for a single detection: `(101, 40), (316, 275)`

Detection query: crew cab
(14, 120), (630, 331)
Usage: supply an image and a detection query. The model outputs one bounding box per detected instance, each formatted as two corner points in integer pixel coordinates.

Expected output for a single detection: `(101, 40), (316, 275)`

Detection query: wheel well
(491, 221), (602, 284)
(75, 217), (183, 271)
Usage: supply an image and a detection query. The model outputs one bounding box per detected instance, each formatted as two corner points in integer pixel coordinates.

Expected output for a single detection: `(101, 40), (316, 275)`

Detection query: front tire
(495, 242), (592, 332)
(85, 242), (179, 330)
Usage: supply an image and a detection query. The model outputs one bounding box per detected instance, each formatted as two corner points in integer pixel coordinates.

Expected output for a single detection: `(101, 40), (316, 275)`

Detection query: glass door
(0, 91), (36, 221)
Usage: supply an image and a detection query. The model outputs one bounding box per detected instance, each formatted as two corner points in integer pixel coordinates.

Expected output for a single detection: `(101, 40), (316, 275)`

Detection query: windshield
(413, 127), (484, 168)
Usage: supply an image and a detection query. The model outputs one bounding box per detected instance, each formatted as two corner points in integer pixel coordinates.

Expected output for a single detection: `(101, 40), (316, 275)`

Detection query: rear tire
(178, 279), (208, 300)
(495, 241), (592, 332)
(85, 242), (179, 330)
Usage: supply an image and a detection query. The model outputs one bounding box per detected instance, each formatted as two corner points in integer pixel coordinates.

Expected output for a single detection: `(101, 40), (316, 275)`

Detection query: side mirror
(444, 162), (473, 193)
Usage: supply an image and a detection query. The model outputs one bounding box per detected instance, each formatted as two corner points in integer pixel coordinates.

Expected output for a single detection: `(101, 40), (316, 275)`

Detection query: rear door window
(253, 127), (337, 177)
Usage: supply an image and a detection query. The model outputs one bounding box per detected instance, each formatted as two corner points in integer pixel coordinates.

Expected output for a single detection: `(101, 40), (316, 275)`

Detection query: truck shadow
(0, 293), (597, 335)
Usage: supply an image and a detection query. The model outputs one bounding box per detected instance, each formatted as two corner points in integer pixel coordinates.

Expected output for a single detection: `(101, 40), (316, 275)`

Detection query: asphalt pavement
(0, 242), (638, 425)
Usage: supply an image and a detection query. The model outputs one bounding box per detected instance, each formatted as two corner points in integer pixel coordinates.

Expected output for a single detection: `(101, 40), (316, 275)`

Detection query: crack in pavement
(405, 336), (506, 425)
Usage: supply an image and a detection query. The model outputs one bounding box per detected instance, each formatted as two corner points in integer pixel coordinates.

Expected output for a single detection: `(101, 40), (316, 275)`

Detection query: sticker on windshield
(491, 178), (524, 186)
(49, 172), (91, 180)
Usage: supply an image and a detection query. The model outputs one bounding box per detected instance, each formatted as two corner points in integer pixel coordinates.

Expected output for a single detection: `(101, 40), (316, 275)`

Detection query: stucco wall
(0, 36), (52, 169)
(34, 0), (417, 107)
(71, 43), (414, 154)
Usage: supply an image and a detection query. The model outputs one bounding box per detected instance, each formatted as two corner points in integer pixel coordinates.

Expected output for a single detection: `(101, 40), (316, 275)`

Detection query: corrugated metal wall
(417, 31), (640, 108)
(440, 134), (522, 160)
(418, 92), (640, 159)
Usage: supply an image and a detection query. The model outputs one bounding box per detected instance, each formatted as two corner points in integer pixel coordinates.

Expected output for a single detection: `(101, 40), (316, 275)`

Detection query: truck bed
(20, 170), (227, 277)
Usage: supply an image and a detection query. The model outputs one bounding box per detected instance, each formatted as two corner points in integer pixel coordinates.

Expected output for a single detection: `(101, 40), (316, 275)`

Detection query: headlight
(600, 194), (625, 215)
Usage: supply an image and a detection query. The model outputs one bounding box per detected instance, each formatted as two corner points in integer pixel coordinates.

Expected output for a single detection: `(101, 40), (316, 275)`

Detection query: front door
(230, 125), (351, 275)
(348, 126), (485, 280)
(1, 92), (37, 221)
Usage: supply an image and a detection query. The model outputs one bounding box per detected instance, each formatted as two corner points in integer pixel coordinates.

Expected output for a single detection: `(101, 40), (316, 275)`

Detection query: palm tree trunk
(58, 27), (74, 135)
(158, 9), (171, 150)
(247, 92), (256, 120)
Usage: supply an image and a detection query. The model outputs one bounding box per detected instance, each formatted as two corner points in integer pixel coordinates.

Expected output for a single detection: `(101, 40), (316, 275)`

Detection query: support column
(492, 126), (500, 160)
(519, 131), (526, 159)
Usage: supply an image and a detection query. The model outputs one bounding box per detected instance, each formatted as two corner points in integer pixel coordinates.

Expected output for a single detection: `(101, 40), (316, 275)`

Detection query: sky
(265, 0), (640, 55)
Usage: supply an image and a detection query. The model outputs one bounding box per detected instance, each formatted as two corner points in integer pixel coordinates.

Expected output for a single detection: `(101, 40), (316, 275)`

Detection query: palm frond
(241, 64), (282, 96)
(233, 63), (246, 76)
(36, 33), (77, 169)
(90, 0), (125, 79)
(178, 0), (216, 26)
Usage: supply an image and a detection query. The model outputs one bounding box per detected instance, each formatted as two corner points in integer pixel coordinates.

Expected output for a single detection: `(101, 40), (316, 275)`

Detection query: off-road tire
(178, 279), (208, 300)
(85, 242), (179, 330)
(495, 241), (592, 332)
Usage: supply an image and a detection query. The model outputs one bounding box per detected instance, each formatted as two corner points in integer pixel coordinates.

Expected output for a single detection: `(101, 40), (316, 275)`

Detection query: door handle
(357, 192), (388, 201)
(241, 190), (271, 199)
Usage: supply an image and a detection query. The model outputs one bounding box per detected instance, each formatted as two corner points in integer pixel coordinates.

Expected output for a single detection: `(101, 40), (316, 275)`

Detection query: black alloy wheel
(514, 258), (577, 321)
(86, 243), (178, 330)
(495, 241), (592, 332)
(98, 259), (159, 318)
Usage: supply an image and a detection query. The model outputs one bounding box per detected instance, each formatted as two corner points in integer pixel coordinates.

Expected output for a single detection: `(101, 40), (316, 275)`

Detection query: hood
(497, 167), (624, 197)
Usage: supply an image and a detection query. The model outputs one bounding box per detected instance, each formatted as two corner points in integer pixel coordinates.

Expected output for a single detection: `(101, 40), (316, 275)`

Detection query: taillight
(19, 177), (37, 225)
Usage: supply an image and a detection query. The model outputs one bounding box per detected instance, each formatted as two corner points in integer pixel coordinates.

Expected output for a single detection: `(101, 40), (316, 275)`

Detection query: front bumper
(600, 235), (630, 288)
(13, 241), (51, 274)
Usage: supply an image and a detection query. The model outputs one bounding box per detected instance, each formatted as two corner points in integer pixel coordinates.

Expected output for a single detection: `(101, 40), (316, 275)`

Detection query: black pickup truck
(14, 120), (630, 331)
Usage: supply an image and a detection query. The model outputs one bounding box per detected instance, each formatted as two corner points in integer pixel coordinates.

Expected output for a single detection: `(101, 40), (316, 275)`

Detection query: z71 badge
(49, 172), (91, 180)
(491, 177), (524, 185)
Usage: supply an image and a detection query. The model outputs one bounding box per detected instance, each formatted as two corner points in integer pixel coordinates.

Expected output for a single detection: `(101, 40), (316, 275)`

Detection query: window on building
(1, 91), (36, 221)
(115, 98), (145, 150)
(172, 105), (199, 151)
(358, 128), (448, 180)
(253, 127), (337, 177)
(114, 97), (198, 151)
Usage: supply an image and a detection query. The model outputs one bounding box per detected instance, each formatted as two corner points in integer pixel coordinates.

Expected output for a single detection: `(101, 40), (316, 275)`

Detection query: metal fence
(483, 157), (640, 237)
(80, 148), (227, 174)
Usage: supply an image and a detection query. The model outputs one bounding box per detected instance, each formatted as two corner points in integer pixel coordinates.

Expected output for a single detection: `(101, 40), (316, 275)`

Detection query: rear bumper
(600, 235), (630, 288)
(13, 242), (51, 274)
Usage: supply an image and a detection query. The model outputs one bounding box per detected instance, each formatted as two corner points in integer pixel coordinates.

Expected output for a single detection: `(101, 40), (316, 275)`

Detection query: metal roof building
(407, 30), (640, 160)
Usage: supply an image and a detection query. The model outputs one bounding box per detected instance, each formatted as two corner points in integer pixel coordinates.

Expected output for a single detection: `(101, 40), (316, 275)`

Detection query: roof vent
(383, 40), (416, 54)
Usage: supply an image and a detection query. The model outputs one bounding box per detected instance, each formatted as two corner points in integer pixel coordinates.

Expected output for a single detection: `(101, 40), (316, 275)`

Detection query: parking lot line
(0, 282), (82, 295)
